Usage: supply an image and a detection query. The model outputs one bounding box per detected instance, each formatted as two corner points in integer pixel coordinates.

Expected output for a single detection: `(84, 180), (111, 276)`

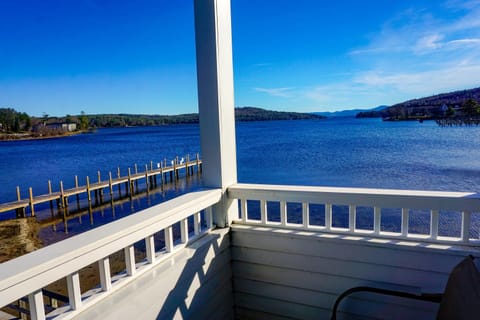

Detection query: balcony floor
(73, 228), (232, 320)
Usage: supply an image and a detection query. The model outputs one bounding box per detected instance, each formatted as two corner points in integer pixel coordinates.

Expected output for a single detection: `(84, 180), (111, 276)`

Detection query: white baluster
(241, 199), (247, 222)
(145, 235), (155, 264)
(206, 207), (213, 229)
(194, 212), (201, 235)
(260, 200), (267, 224)
(401, 208), (409, 237)
(349, 205), (356, 232)
(374, 207), (381, 234)
(165, 226), (174, 252)
(98, 257), (112, 291)
(302, 202), (309, 228)
(280, 200), (287, 226)
(430, 210), (439, 240)
(325, 204), (332, 230)
(181, 218), (189, 243)
(461, 211), (471, 243)
(124, 245), (136, 276)
(28, 290), (45, 320)
(67, 272), (82, 310)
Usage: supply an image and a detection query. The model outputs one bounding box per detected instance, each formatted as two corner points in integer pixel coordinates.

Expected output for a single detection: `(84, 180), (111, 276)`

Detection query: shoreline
(0, 130), (88, 142)
(0, 218), (41, 263)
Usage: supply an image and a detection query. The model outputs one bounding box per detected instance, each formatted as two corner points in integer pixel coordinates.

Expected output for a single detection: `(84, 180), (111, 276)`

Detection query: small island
(0, 107), (324, 140)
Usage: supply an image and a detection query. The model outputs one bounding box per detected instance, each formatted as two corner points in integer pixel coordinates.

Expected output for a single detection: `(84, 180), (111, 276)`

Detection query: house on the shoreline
(33, 122), (77, 133)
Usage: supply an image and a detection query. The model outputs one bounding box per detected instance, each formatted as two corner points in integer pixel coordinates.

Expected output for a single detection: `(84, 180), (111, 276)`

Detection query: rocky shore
(0, 218), (42, 263)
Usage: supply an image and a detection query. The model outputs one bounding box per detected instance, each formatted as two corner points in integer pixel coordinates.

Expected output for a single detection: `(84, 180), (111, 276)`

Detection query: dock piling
(97, 171), (104, 203)
(75, 175), (80, 210)
(160, 162), (164, 188)
(196, 153), (201, 173)
(28, 187), (34, 217)
(134, 164), (139, 191)
(117, 167), (122, 196)
(86, 176), (91, 203)
(108, 172), (114, 201)
(15, 186), (25, 218)
(145, 164), (150, 193)
(60, 181), (67, 209)
(128, 168), (133, 197)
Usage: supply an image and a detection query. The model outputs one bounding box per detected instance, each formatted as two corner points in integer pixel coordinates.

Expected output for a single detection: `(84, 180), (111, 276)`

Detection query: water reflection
(38, 173), (204, 246)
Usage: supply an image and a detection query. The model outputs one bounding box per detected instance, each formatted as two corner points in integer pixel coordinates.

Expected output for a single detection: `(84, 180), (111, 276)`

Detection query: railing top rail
(0, 188), (221, 305)
(228, 183), (480, 211)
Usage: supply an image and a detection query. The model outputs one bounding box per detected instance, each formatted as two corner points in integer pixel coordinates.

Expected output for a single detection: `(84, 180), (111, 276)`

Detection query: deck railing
(228, 183), (480, 246)
(2, 183), (479, 319)
(0, 189), (220, 320)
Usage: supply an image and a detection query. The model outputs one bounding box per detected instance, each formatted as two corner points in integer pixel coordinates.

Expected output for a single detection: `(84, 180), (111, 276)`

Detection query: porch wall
(231, 224), (476, 320)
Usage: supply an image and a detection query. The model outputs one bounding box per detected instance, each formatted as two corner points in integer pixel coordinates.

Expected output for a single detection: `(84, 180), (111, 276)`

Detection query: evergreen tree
(462, 99), (480, 117)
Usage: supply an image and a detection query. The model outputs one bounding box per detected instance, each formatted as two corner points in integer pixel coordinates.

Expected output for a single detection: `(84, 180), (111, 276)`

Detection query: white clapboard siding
(235, 307), (297, 320)
(231, 224), (479, 320)
(75, 228), (233, 320)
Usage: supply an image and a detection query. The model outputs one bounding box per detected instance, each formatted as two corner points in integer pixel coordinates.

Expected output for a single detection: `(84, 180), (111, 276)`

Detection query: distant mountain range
(313, 105), (387, 118)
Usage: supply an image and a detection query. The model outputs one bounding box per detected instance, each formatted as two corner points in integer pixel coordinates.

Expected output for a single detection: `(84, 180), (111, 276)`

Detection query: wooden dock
(0, 154), (202, 218)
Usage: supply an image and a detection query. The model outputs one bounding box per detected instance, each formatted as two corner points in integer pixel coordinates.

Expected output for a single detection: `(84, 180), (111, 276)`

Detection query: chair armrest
(330, 286), (442, 320)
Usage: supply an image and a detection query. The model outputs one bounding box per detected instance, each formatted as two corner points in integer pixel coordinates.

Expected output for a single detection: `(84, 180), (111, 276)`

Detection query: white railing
(228, 183), (480, 246)
(0, 189), (221, 320)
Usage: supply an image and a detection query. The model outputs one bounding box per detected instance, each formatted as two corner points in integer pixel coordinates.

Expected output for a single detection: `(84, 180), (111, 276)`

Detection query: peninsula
(356, 87), (480, 123)
(0, 107), (324, 140)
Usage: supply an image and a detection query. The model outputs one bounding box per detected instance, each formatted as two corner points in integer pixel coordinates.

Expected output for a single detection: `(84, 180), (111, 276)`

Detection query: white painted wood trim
(98, 258), (112, 292)
(260, 200), (267, 224)
(0, 189), (221, 306)
(229, 183), (480, 246)
(349, 205), (355, 232)
(165, 226), (174, 253)
(241, 199), (247, 222)
(194, 212), (201, 236)
(302, 202), (309, 228)
(67, 272), (82, 310)
(194, 0), (238, 227)
(206, 207), (213, 229)
(181, 218), (189, 244)
(401, 208), (409, 237)
(146, 235), (155, 264)
(124, 245), (136, 276)
(28, 290), (45, 320)
(228, 183), (480, 211)
(374, 207), (381, 235)
(430, 210), (439, 240)
(325, 204), (332, 230)
(462, 211), (471, 243)
(280, 200), (287, 226)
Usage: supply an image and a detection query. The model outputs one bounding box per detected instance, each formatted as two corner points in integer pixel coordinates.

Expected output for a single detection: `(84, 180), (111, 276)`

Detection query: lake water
(237, 118), (480, 191)
(1, 118), (480, 242)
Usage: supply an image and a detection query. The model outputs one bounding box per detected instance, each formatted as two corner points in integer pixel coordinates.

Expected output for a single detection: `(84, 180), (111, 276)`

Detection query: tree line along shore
(356, 87), (480, 124)
(0, 107), (325, 140)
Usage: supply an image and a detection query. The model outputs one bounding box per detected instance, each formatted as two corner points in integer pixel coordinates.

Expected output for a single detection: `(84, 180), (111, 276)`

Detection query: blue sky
(1, 0), (480, 116)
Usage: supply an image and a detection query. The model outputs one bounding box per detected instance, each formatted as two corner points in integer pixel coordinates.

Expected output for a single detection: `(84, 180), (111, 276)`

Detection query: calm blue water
(1, 118), (480, 241)
(236, 118), (480, 192)
(0, 125), (201, 203)
(2, 118), (480, 201)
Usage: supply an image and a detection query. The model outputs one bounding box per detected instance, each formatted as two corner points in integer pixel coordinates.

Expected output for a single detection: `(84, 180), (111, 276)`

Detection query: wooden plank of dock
(0, 157), (202, 217)
(0, 200), (30, 213)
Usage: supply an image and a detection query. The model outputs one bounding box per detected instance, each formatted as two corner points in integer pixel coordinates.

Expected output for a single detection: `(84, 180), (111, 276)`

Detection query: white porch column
(194, 0), (238, 227)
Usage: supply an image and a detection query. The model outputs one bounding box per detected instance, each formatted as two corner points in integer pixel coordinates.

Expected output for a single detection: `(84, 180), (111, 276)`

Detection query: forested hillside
(357, 87), (480, 121)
